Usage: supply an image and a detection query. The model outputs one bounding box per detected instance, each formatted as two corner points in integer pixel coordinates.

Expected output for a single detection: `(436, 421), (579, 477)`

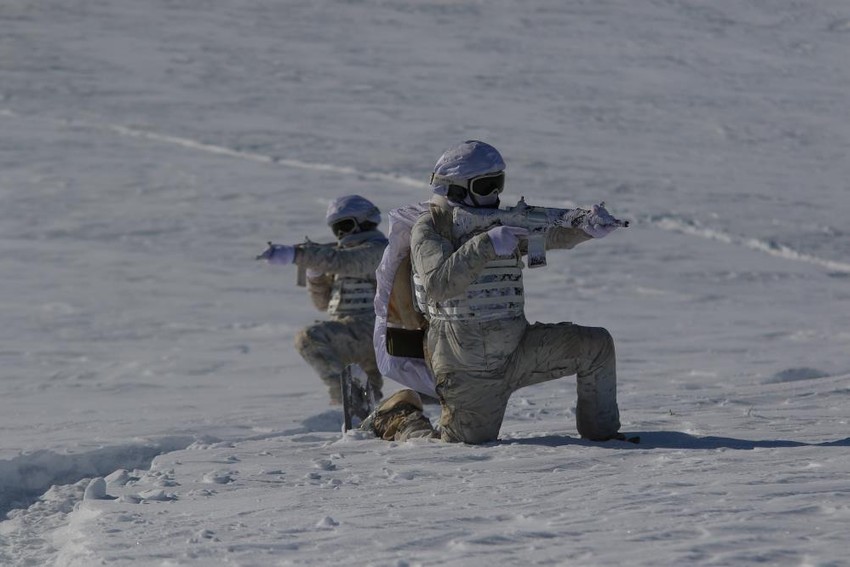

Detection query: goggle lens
(332, 218), (358, 237)
(469, 172), (505, 197)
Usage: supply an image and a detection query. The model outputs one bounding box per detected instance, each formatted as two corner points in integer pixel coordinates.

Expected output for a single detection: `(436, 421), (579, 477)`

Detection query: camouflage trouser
(294, 315), (383, 403)
(436, 322), (620, 444)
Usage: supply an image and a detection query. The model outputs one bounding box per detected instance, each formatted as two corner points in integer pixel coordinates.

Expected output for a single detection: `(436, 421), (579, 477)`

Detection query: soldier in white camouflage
(368, 141), (624, 443)
(258, 195), (387, 404)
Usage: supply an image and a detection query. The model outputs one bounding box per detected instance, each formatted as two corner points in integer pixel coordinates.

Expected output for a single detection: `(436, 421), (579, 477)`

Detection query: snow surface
(2, 0), (849, 565)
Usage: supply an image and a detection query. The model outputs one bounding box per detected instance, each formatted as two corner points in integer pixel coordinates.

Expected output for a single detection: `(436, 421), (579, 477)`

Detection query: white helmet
(429, 140), (506, 207)
(325, 194), (381, 237)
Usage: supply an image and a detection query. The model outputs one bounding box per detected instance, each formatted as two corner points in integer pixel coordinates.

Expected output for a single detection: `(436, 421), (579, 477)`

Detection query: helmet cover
(325, 194), (381, 227)
(430, 140), (506, 197)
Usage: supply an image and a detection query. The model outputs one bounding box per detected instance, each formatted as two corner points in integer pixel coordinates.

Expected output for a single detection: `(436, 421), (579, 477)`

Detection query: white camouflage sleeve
(542, 226), (593, 251)
(410, 215), (499, 303)
(296, 238), (387, 277)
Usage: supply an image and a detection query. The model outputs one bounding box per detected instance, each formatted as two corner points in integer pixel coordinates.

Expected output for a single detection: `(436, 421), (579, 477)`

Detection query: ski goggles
(331, 217), (359, 238)
(431, 171), (505, 197)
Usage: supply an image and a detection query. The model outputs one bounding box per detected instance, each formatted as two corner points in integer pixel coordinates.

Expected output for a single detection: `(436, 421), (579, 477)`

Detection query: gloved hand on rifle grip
(256, 242), (296, 264)
(487, 226), (529, 256)
(582, 203), (620, 239)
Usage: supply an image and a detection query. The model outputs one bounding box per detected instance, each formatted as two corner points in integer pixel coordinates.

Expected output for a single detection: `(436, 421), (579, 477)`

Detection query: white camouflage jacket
(297, 229), (388, 319)
(410, 197), (592, 375)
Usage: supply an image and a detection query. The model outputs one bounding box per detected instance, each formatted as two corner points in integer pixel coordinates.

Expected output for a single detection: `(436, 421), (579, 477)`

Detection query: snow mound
(764, 367), (831, 384)
(0, 437), (194, 517)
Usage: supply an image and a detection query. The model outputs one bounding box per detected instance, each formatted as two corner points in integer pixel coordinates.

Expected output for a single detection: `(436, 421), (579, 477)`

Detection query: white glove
(256, 243), (296, 264)
(487, 226), (529, 256)
(582, 203), (620, 239)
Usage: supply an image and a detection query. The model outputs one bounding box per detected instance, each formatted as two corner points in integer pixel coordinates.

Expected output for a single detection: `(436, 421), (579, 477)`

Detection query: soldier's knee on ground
(438, 405), (502, 444)
(440, 421), (501, 444)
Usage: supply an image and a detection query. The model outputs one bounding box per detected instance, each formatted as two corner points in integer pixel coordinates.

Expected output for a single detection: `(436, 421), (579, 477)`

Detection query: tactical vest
(413, 258), (524, 322)
(413, 204), (525, 323)
(328, 276), (376, 317)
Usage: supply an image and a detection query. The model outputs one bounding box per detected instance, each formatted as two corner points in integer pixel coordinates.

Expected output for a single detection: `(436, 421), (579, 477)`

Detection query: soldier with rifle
(257, 195), (387, 406)
(363, 141), (633, 444)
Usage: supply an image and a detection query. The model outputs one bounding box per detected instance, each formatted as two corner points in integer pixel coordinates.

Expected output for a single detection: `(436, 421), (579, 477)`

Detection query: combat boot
(360, 389), (437, 441)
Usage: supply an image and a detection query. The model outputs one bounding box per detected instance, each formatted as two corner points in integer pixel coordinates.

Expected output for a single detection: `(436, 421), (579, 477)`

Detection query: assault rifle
(452, 197), (629, 268)
(256, 239), (335, 286)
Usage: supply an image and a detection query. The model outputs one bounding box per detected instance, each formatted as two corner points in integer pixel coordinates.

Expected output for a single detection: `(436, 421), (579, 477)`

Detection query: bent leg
(507, 322), (620, 441)
(294, 319), (361, 403)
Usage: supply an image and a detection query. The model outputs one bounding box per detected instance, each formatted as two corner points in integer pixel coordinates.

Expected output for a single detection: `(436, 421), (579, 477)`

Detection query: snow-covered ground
(2, 0), (849, 565)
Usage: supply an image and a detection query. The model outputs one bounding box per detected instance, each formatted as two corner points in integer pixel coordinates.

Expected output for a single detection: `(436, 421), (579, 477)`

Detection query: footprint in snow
(202, 470), (236, 484)
(312, 458), (336, 471)
(764, 367), (830, 384)
(189, 529), (219, 543)
(315, 516), (339, 529)
(137, 489), (177, 501)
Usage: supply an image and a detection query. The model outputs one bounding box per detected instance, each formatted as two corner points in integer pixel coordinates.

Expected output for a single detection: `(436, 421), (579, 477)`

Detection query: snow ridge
(650, 214), (850, 274)
(74, 117), (850, 276)
(100, 123), (429, 188)
(6, 107), (846, 278)
(0, 436), (195, 518)
(1, 108), (428, 190)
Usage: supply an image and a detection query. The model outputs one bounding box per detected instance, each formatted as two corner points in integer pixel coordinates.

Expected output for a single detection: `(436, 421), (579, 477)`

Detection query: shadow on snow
(501, 431), (850, 450)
